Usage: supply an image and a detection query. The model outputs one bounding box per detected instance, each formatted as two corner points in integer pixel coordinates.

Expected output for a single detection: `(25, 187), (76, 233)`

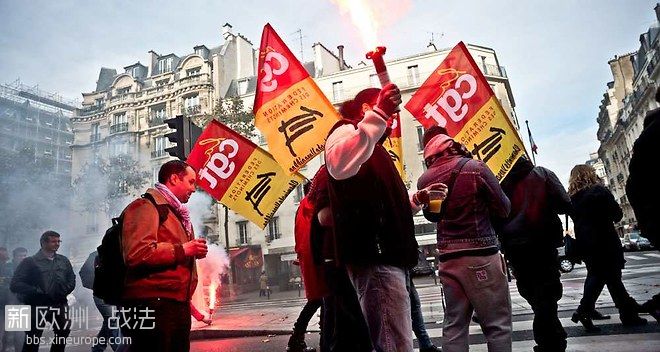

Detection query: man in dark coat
(497, 157), (571, 352)
(626, 86), (660, 322)
(11, 231), (76, 352)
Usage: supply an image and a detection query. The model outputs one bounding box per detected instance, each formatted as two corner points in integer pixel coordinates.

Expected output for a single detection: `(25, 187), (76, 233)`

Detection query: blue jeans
(409, 276), (433, 349)
(92, 296), (121, 352)
(347, 264), (412, 352)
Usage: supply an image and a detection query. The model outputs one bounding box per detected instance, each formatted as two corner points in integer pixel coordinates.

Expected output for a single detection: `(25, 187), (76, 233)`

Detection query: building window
(332, 81), (344, 101)
(90, 123), (101, 142)
(131, 67), (140, 77)
(152, 136), (167, 158)
(238, 79), (249, 95)
(150, 105), (166, 125)
(158, 58), (173, 73)
(116, 87), (130, 95)
(407, 65), (420, 86)
(111, 113), (128, 134)
(86, 213), (98, 234)
(110, 141), (129, 157)
(237, 221), (249, 245)
(186, 67), (201, 76)
(184, 95), (200, 115)
(416, 126), (424, 151)
(369, 74), (379, 88)
(268, 217), (280, 240)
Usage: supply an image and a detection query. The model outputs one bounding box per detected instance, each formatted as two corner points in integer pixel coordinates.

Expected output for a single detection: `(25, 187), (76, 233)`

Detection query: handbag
(563, 214), (581, 263)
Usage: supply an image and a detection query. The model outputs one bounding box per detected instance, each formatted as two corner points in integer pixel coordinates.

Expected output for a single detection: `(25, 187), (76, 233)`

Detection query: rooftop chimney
(337, 45), (345, 70)
(222, 23), (233, 40)
(655, 3), (660, 22)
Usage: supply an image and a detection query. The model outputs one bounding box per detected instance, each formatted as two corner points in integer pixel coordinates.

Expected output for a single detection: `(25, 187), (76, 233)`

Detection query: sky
(0, 0), (656, 185)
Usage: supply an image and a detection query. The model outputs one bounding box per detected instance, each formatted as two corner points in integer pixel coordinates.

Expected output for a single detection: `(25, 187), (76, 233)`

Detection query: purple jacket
(417, 155), (510, 255)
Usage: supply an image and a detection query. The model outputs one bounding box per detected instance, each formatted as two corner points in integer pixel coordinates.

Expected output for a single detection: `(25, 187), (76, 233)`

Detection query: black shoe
(420, 346), (442, 352)
(286, 331), (315, 352)
(571, 311), (600, 332)
(620, 314), (647, 326)
(590, 310), (611, 320)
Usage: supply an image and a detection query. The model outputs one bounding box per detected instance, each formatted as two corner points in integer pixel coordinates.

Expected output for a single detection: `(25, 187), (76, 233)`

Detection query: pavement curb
(190, 329), (293, 340)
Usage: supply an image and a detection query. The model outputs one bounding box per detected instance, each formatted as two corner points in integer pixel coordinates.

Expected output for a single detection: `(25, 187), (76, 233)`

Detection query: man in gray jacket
(11, 231), (75, 352)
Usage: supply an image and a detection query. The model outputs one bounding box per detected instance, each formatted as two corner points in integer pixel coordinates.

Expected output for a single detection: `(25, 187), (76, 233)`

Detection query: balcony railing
(109, 122), (129, 134)
(78, 104), (103, 116)
(148, 115), (165, 127)
(151, 149), (167, 158)
(183, 105), (202, 116)
(90, 133), (102, 143)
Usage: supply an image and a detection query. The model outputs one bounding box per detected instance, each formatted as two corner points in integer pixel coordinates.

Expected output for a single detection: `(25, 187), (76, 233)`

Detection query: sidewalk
(190, 270), (660, 340)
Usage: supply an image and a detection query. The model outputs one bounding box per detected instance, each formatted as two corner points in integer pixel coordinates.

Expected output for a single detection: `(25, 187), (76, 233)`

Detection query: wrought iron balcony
(109, 122), (128, 134)
(151, 149), (167, 158)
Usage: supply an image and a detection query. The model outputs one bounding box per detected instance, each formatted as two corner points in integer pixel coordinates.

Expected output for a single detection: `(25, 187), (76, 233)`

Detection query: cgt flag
(404, 42), (525, 181)
(187, 120), (305, 229)
(382, 113), (405, 179)
(253, 23), (341, 174)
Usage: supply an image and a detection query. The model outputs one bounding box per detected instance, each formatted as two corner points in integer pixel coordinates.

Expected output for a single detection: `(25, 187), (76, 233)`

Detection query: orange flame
(331, 0), (380, 50)
(330, 0), (412, 52)
(208, 280), (219, 309)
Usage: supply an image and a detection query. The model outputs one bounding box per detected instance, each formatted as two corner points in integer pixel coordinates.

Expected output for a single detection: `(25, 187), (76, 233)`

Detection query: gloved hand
(376, 83), (402, 118)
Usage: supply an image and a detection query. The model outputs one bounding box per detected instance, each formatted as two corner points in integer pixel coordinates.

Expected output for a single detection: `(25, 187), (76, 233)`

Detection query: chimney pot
(337, 45), (345, 70)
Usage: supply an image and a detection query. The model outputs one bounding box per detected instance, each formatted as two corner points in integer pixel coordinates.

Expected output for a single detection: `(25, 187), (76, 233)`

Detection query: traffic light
(164, 116), (185, 160)
(164, 115), (204, 160)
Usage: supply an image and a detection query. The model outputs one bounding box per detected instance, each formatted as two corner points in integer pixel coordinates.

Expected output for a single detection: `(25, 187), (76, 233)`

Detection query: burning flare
(331, 0), (380, 50)
(208, 280), (219, 310)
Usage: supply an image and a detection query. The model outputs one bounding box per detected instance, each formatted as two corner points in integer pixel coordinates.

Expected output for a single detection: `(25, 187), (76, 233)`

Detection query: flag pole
(525, 120), (536, 166)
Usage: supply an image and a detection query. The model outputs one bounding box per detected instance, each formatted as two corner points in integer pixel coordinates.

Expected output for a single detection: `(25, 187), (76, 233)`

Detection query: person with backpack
(10, 231), (75, 352)
(80, 250), (123, 352)
(118, 160), (207, 352)
(495, 157), (572, 352)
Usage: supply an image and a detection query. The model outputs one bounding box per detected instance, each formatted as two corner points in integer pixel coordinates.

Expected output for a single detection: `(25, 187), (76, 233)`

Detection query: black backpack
(79, 251), (97, 290)
(93, 193), (168, 304)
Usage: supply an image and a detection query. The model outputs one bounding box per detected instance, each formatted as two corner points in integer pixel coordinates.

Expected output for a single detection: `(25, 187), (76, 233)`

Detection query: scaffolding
(0, 79), (77, 178)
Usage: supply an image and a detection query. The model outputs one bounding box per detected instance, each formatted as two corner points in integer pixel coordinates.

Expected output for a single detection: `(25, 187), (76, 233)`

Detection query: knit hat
(423, 134), (454, 160)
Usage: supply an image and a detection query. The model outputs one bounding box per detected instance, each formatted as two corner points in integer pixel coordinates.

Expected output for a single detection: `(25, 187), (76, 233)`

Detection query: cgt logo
(423, 69), (477, 128)
(259, 48), (289, 93)
(198, 138), (240, 188)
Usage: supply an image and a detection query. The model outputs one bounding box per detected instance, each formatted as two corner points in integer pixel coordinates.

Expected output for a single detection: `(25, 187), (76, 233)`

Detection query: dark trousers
(293, 299), (322, 334)
(92, 296), (121, 352)
(23, 304), (70, 352)
(322, 265), (372, 352)
(120, 299), (190, 352)
(579, 265), (636, 315)
(507, 247), (566, 352)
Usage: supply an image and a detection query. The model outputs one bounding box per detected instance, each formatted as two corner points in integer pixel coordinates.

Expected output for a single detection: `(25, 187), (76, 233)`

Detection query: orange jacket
(121, 188), (197, 302)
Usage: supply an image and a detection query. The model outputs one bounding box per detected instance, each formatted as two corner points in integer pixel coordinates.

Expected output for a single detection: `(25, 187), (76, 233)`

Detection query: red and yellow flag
(253, 23), (341, 174)
(404, 42), (525, 181)
(187, 120), (305, 229)
(382, 113), (405, 179)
